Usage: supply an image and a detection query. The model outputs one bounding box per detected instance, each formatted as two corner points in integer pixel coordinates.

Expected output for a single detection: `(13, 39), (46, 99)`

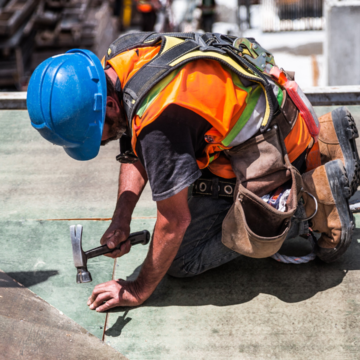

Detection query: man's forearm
(89, 188), (191, 309)
(132, 188), (191, 300)
(113, 161), (148, 223)
(100, 161), (148, 254)
(135, 221), (187, 297)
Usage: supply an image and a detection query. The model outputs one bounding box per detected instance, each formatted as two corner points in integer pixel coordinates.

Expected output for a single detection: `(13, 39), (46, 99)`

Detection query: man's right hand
(101, 161), (148, 259)
(100, 222), (131, 258)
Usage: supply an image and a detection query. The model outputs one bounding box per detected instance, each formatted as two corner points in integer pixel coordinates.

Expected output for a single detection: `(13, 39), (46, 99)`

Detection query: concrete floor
(0, 271), (127, 359)
(1, 108), (360, 359)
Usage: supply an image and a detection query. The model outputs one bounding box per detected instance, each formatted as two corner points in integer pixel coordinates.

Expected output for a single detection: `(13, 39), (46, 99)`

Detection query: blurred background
(0, 0), (357, 91)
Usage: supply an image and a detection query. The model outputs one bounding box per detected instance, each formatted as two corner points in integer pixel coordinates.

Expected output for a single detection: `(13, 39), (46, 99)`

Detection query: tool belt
(222, 125), (304, 258)
(189, 178), (235, 198)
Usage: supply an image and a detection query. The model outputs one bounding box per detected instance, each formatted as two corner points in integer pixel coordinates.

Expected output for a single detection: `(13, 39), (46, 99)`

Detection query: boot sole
(315, 159), (354, 263)
(331, 106), (360, 196)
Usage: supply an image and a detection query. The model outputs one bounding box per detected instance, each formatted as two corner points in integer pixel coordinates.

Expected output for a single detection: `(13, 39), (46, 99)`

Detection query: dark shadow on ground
(2, 270), (59, 288)
(109, 227), (360, 314)
(105, 311), (132, 337)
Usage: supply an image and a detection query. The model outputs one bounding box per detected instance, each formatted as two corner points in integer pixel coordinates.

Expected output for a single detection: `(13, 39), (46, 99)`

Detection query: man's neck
(104, 66), (118, 87)
(105, 65), (123, 111)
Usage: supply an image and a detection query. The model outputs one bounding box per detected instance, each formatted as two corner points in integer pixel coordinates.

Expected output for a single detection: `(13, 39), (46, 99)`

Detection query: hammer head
(70, 224), (92, 283)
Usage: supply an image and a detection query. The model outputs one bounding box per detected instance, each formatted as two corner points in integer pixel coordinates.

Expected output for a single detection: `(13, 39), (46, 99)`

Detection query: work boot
(318, 106), (360, 196)
(302, 159), (354, 263)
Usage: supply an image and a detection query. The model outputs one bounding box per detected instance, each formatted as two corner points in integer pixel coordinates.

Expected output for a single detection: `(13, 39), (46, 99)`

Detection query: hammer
(70, 224), (150, 283)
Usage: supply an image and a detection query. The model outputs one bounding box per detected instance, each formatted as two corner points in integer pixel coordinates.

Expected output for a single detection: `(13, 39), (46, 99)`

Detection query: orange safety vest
(106, 45), (312, 178)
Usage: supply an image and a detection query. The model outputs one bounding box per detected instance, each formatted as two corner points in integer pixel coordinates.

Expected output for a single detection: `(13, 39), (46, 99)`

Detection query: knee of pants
(166, 267), (189, 278)
(167, 258), (197, 279)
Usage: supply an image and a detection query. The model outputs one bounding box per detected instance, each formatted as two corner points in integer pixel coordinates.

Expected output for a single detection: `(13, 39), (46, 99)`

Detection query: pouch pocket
(221, 192), (290, 258)
(222, 126), (303, 258)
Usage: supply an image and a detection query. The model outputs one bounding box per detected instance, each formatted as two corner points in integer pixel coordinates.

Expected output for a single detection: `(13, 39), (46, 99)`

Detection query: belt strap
(190, 178), (235, 198)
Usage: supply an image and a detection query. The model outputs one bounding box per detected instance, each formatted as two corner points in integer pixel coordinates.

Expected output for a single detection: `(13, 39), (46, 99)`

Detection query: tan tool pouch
(222, 126), (303, 258)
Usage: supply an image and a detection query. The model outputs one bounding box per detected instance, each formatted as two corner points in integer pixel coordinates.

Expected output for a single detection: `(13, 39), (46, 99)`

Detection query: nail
(90, 304), (94, 310)
(87, 300), (91, 305)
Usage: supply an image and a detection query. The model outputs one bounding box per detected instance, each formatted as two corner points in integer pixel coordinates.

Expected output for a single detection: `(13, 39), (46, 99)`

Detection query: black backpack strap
(146, 32), (196, 41)
(107, 32), (279, 131)
(106, 32), (196, 61)
(123, 39), (200, 122)
(106, 32), (158, 61)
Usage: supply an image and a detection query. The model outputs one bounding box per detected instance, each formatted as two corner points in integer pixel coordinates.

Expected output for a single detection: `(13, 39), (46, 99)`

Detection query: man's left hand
(87, 279), (145, 312)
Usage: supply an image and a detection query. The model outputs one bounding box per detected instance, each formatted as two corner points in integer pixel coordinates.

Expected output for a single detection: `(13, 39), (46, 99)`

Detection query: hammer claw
(70, 224), (150, 284)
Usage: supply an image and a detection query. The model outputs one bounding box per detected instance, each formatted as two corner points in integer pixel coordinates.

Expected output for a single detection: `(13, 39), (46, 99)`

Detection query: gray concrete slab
(0, 271), (128, 359)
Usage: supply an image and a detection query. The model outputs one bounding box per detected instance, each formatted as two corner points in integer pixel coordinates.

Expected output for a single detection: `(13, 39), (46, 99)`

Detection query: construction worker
(27, 33), (359, 311)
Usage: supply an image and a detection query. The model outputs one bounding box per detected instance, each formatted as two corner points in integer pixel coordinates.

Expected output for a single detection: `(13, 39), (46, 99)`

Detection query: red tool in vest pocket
(269, 66), (320, 140)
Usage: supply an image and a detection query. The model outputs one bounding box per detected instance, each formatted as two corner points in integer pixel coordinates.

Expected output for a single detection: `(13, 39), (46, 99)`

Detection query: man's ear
(106, 95), (121, 119)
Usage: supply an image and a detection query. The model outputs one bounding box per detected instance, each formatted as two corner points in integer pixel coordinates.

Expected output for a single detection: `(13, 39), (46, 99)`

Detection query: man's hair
(101, 72), (125, 146)
(105, 73), (116, 129)
(105, 72), (116, 100)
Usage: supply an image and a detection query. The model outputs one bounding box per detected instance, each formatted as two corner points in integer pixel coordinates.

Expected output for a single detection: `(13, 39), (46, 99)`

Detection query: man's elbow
(156, 188), (192, 233)
(175, 214), (192, 230)
(159, 212), (191, 234)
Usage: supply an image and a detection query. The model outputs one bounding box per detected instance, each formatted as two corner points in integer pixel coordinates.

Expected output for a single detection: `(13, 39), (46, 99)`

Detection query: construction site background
(1, 0), (357, 91)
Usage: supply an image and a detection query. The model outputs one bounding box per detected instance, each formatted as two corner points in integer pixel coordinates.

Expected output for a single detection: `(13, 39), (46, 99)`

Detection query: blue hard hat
(27, 49), (106, 161)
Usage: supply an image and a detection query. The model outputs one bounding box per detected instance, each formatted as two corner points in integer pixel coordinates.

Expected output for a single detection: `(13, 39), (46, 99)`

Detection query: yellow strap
(140, 35), (273, 129)
(161, 36), (185, 54)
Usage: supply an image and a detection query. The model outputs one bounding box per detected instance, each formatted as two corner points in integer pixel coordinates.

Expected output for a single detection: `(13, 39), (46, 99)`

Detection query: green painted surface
(105, 219), (360, 359)
(0, 220), (113, 339)
(2, 106), (360, 358)
(104, 105), (360, 359)
(0, 110), (155, 340)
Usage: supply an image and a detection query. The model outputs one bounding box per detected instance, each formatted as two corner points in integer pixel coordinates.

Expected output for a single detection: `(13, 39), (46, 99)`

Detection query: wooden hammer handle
(85, 230), (150, 259)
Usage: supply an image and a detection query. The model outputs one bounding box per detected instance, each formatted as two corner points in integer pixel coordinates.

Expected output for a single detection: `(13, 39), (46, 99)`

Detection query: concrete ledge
(0, 92), (27, 110)
(0, 270), (128, 360)
(1, 86), (360, 110)
(303, 86), (360, 106)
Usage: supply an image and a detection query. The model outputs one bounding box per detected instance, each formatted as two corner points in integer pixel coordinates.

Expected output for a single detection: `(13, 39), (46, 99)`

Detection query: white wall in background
(326, 1), (360, 86)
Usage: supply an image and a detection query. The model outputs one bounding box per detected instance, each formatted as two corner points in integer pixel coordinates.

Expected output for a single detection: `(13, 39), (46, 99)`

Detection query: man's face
(101, 96), (127, 146)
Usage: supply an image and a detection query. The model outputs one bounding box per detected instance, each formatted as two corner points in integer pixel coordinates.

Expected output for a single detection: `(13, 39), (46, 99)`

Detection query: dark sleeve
(135, 104), (212, 201)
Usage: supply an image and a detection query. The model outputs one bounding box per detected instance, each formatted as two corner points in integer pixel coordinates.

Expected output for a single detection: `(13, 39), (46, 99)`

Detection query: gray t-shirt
(136, 104), (212, 201)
